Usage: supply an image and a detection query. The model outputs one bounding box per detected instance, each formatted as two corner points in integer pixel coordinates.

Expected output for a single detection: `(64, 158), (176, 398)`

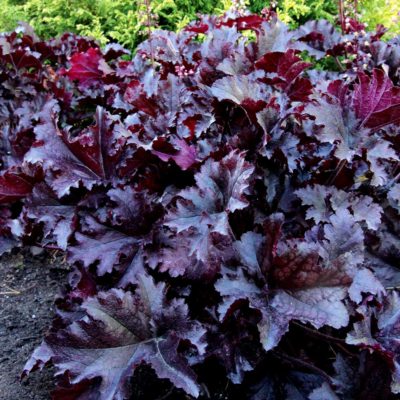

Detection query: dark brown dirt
(0, 249), (68, 400)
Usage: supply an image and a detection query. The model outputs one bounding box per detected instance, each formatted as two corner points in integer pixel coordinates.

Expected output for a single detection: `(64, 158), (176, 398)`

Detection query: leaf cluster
(1, 11), (400, 399)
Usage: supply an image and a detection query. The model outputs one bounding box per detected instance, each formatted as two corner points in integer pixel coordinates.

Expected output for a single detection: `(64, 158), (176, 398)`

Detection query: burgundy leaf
(353, 69), (400, 129)
(25, 101), (129, 196)
(24, 275), (205, 398)
(0, 168), (34, 203)
(220, 15), (264, 31)
(377, 292), (400, 394)
(152, 138), (197, 170)
(67, 215), (138, 275)
(211, 75), (267, 113)
(304, 95), (359, 162)
(256, 19), (295, 56)
(348, 268), (385, 304)
(159, 230), (230, 280)
(296, 185), (383, 229)
(66, 47), (113, 86)
(215, 267), (264, 321)
(24, 183), (76, 249)
(295, 19), (342, 58)
(124, 79), (159, 117)
(165, 150), (254, 233)
(269, 286), (349, 330)
(2, 49), (42, 70)
(255, 50), (311, 91)
(106, 186), (161, 235)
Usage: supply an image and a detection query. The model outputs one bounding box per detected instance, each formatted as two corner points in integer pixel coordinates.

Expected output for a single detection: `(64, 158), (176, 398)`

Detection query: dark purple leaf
(165, 150), (254, 234)
(67, 215), (138, 275)
(255, 50), (311, 91)
(24, 275), (205, 398)
(24, 101), (129, 196)
(24, 183), (76, 249)
(211, 74), (268, 113)
(0, 168), (34, 203)
(66, 47), (113, 86)
(353, 69), (400, 129)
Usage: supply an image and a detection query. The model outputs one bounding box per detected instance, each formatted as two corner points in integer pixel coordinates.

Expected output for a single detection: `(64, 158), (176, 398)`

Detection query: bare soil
(0, 250), (68, 400)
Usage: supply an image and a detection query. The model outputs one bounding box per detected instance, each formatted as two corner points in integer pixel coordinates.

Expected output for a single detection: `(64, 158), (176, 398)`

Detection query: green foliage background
(0, 0), (226, 49)
(359, 0), (399, 36)
(0, 0), (398, 50)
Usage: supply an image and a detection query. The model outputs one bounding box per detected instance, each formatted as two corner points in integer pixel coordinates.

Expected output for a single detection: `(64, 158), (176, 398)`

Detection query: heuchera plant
(1, 9), (400, 399)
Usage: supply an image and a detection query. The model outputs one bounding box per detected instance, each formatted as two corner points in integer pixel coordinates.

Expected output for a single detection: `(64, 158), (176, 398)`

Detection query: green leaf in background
(0, 0), (398, 51)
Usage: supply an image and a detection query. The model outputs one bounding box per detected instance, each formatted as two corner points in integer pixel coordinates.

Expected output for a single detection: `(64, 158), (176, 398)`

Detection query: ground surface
(0, 250), (67, 400)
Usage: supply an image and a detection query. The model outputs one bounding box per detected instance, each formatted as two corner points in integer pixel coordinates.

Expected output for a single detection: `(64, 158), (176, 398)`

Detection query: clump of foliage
(1, 9), (400, 399)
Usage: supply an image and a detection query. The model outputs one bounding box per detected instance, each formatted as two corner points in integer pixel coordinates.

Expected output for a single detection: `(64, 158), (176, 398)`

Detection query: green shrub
(276, 0), (338, 26)
(0, 0), (25, 32)
(0, 0), (226, 50)
(360, 0), (399, 36)
(0, 0), (398, 50)
(247, 0), (338, 26)
(23, 0), (228, 49)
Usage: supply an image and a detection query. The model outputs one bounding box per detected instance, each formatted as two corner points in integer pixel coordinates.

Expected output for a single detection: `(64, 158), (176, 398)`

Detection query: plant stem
(272, 351), (333, 384)
(327, 159), (346, 185)
(292, 321), (346, 344)
(144, 0), (155, 64)
(338, 0), (346, 33)
(334, 56), (345, 71)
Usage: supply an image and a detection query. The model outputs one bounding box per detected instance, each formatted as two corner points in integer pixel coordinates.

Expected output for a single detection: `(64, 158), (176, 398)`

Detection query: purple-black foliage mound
(1, 10), (400, 399)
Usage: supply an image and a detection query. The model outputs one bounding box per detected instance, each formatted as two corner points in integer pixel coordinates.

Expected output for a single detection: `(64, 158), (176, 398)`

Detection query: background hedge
(0, 0), (399, 51)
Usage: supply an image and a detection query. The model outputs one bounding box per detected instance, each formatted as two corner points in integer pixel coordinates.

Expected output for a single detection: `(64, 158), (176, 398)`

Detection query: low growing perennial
(0, 11), (400, 399)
